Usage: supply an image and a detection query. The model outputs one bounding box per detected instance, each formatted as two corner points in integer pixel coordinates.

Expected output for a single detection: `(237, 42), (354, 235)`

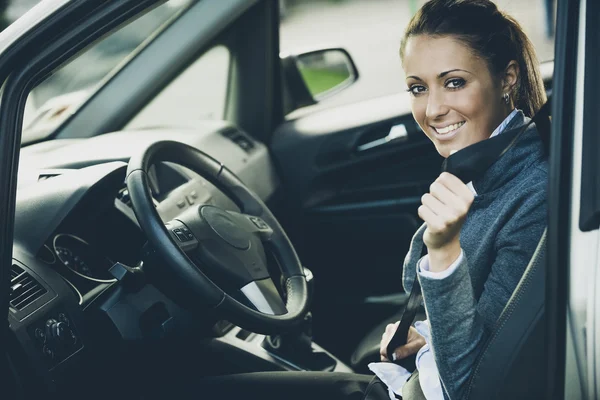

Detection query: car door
(0, 0), (218, 396)
(0, 2), (89, 397)
(560, 0), (600, 398)
(270, 90), (440, 355)
(269, 1), (556, 358)
(269, 5), (447, 359)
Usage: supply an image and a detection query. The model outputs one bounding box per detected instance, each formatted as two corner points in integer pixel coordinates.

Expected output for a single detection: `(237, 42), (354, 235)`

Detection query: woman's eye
(446, 78), (466, 89)
(408, 85), (427, 95)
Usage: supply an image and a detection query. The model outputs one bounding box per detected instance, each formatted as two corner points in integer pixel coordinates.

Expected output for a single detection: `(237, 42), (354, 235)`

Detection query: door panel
(271, 94), (441, 357)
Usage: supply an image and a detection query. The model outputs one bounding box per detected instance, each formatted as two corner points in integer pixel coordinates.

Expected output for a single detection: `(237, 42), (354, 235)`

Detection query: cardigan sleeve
(418, 250), (464, 279)
(417, 180), (547, 400)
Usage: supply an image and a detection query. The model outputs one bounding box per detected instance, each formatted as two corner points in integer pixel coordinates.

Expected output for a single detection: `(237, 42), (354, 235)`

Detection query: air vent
(38, 173), (60, 182)
(10, 265), (47, 310)
(37, 169), (73, 182)
(220, 128), (255, 153)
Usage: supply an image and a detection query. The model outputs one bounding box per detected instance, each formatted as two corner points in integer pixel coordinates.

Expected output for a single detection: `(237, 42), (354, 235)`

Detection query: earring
(503, 93), (510, 104)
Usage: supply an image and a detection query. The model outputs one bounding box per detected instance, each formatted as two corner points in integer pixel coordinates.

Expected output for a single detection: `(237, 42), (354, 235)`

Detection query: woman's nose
(425, 90), (449, 120)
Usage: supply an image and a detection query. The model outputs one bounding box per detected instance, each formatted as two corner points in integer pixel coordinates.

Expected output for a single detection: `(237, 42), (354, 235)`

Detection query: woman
(376, 0), (548, 398)
(184, 1), (548, 399)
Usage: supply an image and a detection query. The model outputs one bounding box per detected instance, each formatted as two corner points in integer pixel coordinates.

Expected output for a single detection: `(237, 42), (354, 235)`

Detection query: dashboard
(9, 121), (280, 392)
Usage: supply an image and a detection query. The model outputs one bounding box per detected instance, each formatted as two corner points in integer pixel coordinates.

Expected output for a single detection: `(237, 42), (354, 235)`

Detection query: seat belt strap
(386, 271), (423, 362)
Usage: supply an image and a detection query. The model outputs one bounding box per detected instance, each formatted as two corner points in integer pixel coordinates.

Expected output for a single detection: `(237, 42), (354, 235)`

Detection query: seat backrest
(466, 229), (547, 400)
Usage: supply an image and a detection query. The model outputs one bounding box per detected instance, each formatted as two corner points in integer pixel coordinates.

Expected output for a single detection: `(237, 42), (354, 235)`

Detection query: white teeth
(435, 121), (465, 135)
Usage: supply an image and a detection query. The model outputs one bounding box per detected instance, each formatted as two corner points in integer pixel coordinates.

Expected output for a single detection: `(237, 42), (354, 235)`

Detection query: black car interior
(7, 78), (553, 399)
(2, 1), (556, 399)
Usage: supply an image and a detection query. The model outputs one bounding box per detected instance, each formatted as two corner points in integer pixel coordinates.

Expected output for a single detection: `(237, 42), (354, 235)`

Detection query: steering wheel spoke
(240, 278), (287, 315)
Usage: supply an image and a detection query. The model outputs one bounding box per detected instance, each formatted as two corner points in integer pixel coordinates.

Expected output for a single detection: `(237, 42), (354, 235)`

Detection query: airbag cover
(201, 205), (250, 250)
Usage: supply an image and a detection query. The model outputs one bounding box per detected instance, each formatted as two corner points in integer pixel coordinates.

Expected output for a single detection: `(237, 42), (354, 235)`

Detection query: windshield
(20, 0), (193, 145)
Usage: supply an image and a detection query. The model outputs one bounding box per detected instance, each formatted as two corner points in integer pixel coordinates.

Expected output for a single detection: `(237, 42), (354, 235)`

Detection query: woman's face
(403, 35), (509, 158)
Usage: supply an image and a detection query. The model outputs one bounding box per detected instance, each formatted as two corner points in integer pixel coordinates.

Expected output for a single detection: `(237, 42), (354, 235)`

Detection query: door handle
(356, 123), (408, 152)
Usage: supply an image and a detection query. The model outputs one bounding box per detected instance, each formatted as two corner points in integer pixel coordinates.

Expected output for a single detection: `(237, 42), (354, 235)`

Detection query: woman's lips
(431, 121), (465, 141)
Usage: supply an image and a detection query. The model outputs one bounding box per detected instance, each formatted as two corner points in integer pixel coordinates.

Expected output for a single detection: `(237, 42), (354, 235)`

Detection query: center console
(210, 267), (353, 373)
(213, 321), (353, 373)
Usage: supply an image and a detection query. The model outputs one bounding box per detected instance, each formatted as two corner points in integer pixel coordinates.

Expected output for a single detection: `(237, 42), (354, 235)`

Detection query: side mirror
(281, 48), (359, 113)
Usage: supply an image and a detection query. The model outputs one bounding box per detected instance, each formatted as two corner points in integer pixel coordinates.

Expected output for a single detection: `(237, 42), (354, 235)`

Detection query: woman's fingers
(438, 172), (475, 203)
(418, 203), (443, 230)
(379, 324), (427, 362)
(419, 172), (475, 249)
(392, 338), (426, 361)
(379, 322), (400, 361)
(421, 193), (456, 222)
(429, 175), (473, 215)
(429, 180), (464, 214)
(384, 327), (427, 361)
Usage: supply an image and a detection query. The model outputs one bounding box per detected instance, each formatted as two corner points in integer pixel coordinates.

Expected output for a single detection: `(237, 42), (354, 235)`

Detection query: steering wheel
(126, 140), (310, 334)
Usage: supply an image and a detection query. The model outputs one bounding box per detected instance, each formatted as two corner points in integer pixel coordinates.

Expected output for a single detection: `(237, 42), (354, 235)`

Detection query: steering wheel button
(250, 217), (268, 230)
(174, 232), (188, 242)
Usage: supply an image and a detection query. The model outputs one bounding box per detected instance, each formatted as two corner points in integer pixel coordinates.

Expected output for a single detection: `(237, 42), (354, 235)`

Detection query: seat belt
(386, 101), (551, 363)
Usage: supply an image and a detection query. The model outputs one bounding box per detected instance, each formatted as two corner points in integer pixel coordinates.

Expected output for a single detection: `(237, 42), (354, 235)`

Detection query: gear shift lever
(268, 266), (314, 353)
(263, 311), (314, 355)
(263, 267), (335, 371)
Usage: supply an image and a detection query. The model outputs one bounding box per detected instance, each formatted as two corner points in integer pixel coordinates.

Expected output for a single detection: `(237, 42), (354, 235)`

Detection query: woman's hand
(418, 172), (474, 270)
(379, 322), (426, 362)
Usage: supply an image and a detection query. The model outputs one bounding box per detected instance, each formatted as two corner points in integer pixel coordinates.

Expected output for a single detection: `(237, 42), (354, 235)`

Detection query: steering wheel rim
(126, 140), (310, 333)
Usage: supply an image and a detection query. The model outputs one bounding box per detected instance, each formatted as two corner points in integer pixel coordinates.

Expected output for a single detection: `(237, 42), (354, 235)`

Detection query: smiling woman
(371, 0), (549, 399)
(402, 36), (520, 158)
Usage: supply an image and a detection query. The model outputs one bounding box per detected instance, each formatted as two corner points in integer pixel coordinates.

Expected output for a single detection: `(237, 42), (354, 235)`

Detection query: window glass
(279, 0), (556, 112)
(21, 0), (194, 144)
(125, 45), (230, 130)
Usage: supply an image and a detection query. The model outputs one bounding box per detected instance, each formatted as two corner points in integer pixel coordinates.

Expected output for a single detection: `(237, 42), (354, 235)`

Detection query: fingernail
(392, 353), (397, 361)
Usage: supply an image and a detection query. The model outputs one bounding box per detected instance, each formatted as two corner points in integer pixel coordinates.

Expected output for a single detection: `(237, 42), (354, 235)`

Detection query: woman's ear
(502, 60), (519, 95)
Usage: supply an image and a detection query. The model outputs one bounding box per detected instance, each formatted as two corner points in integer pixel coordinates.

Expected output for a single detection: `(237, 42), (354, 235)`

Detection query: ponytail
(504, 14), (547, 117)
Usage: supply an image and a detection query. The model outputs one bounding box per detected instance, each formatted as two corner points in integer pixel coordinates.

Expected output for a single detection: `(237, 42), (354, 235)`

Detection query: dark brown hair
(400, 0), (546, 117)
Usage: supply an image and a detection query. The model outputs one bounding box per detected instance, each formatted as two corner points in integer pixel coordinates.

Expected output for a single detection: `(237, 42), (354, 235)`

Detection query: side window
(21, 0), (193, 144)
(125, 45), (230, 130)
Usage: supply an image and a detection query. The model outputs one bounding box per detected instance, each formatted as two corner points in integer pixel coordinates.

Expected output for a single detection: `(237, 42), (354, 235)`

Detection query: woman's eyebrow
(438, 68), (472, 78)
(406, 69), (473, 81)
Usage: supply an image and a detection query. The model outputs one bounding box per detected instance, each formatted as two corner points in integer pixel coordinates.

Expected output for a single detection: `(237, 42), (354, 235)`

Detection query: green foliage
(298, 66), (349, 97)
